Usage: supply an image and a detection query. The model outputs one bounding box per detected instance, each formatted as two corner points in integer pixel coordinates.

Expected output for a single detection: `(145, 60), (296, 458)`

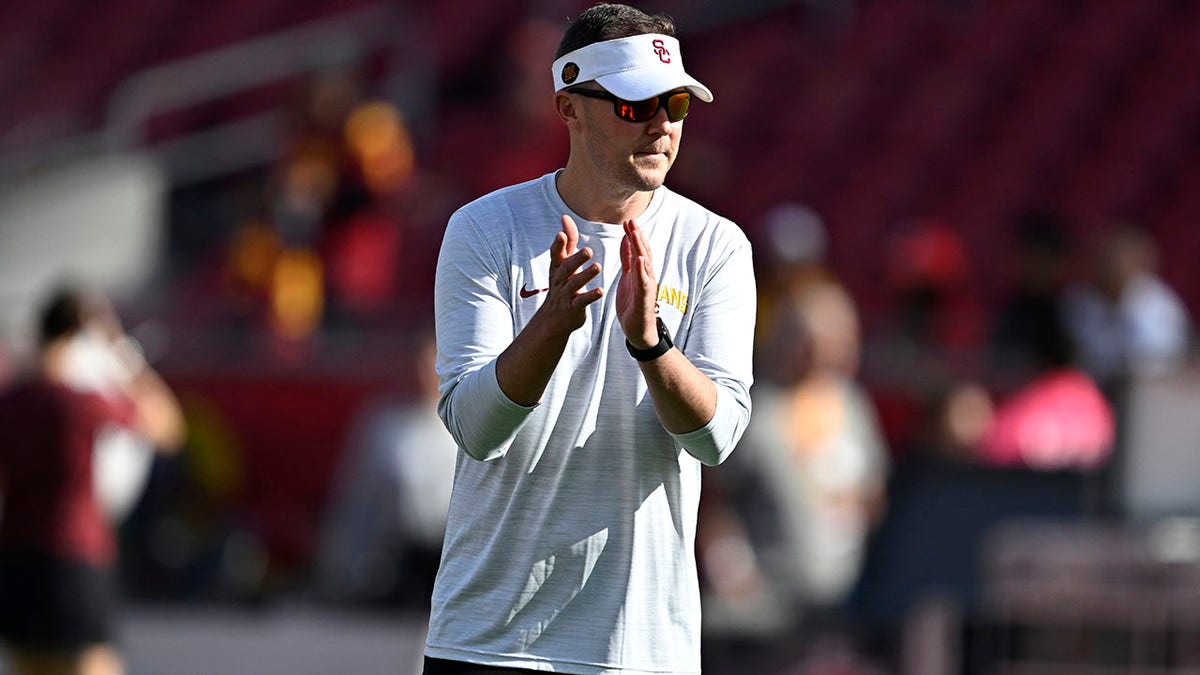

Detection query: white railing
(0, 4), (427, 187)
(104, 3), (428, 185)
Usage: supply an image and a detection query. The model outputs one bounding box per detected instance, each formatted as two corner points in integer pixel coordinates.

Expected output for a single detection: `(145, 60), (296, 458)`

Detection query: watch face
(656, 317), (673, 348)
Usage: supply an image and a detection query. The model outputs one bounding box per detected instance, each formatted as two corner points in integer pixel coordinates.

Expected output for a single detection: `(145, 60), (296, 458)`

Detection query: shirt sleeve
(670, 232), (756, 466)
(433, 208), (537, 461)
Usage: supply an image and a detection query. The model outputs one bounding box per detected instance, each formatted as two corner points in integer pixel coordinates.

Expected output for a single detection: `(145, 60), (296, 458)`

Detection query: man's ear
(555, 91), (579, 127)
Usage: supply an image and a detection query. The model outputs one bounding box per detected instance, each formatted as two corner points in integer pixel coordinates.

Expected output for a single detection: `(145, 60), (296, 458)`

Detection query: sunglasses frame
(567, 87), (691, 123)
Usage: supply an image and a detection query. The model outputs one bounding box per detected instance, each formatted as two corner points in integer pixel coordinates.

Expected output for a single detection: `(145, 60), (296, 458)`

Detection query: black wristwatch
(626, 317), (673, 361)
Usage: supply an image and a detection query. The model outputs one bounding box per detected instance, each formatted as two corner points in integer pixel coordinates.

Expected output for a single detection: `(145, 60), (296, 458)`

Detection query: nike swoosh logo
(519, 284), (549, 298)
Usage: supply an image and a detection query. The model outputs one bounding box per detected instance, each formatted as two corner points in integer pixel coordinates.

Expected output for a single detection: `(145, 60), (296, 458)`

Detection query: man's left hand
(616, 219), (659, 349)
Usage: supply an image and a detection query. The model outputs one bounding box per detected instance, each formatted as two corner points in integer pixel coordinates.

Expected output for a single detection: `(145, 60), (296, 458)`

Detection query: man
(426, 4), (755, 674)
(0, 287), (185, 675)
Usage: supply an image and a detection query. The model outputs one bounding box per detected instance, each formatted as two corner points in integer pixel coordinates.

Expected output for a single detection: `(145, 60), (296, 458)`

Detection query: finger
(558, 246), (594, 277)
(561, 215), (579, 257)
(629, 255), (651, 296)
(572, 287), (605, 310)
(550, 231), (568, 268)
(623, 221), (642, 264)
(620, 234), (633, 273)
(562, 262), (602, 294)
(552, 247), (591, 288)
(626, 219), (651, 260)
(552, 250), (594, 291)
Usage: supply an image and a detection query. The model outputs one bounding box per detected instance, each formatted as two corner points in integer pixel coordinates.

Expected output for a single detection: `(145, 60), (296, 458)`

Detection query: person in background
(1063, 223), (1191, 386)
(989, 211), (1075, 395)
(981, 301), (1114, 471)
(752, 202), (835, 360)
(316, 330), (458, 606)
(707, 279), (888, 625)
(863, 217), (987, 458)
(0, 286), (185, 675)
(980, 210), (1114, 471)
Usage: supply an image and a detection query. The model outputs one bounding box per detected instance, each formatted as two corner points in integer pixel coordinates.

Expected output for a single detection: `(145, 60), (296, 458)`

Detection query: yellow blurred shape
(270, 248), (324, 339)
(229, 222), (281, 291)
(283, 153), (339, 205)
(344, 101), (415, 193)
(180, 393), (244, 499)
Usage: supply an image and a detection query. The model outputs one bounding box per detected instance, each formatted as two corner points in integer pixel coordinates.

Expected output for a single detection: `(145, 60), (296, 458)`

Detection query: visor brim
(593, 71), (714, 104)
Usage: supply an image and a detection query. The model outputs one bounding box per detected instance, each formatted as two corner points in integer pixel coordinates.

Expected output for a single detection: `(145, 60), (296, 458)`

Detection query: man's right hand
(538, 214), (605, 334)
(496, 215), (604, 407)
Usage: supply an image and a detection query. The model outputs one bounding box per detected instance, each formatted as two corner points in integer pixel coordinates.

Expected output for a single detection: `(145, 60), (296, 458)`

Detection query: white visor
(552, 33), (714, 103)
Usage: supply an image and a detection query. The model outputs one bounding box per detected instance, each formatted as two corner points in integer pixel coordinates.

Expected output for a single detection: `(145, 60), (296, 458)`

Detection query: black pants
(423, 657), (544, 674)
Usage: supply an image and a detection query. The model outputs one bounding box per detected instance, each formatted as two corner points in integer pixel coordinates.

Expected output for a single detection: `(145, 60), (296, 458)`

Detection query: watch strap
(626, 317), (673, 361)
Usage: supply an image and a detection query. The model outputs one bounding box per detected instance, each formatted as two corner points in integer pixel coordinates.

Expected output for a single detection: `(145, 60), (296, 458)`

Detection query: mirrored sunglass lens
(620, 98), (659, 121)
(667, 93), (690, 121)
(614, 93), (691, 122)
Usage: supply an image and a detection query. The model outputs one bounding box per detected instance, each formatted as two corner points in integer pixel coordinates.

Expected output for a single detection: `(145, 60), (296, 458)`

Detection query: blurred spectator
(981, 304), (1114, 471)
(220, 68), (424, 343)
(760, 202), (832, 289)
(981, 210), (1115, 471)
(705, 279), (889, 627)
(0, 286), (185, 675)
(883, 217), (983, 356)
(316, 331), (457, 606)
(920, 381), (995, 465)
(989, 210), (1075, 395)
(1062, 224), (1192, 385)
(864, 217), (987, 455)
(755, 203), (835, 347)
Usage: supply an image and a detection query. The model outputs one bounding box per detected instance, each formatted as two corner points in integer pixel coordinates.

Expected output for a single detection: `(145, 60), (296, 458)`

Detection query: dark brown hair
(38, 287), (87, 347)
(555, 3), (676, 58)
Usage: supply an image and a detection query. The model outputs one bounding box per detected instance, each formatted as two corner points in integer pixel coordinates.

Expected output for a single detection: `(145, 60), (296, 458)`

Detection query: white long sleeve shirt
(427, 172), (755, 674)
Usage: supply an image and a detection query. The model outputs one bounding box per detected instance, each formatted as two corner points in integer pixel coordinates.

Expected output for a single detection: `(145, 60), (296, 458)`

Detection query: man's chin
(629, 162), (670, 191)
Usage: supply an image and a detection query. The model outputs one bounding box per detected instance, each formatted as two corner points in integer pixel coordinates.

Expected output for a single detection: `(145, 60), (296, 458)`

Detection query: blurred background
(0, 0), (1198, 673)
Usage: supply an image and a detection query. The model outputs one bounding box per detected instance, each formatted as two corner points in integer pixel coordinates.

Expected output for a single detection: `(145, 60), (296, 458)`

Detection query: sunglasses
(568, 87), (692, 123)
